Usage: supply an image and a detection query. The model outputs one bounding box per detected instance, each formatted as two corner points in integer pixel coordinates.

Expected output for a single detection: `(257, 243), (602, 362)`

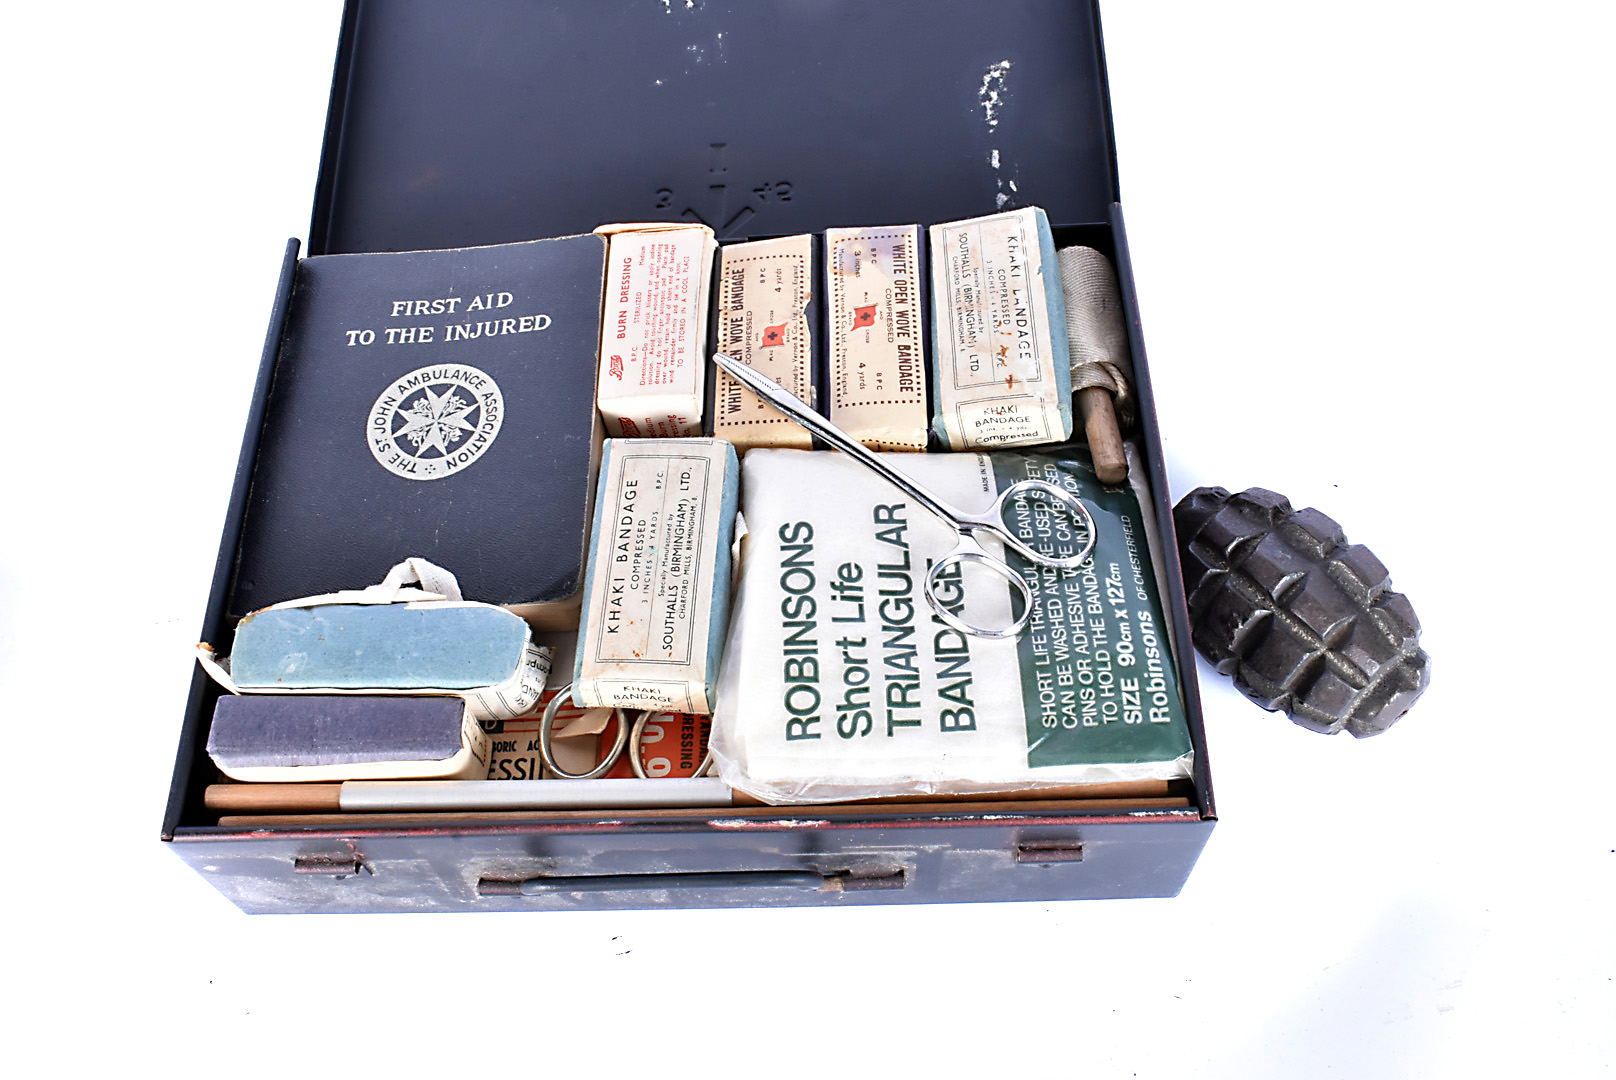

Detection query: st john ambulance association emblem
(367, 364), (505, 481)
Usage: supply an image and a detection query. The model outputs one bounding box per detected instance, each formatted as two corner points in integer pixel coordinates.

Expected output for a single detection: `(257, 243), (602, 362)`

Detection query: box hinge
(293, 854), (364, 876)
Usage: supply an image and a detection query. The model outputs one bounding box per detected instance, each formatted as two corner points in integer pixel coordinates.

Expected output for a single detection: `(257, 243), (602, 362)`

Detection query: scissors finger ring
(628, 710), (715, 778)
(925, 541), (1036, 639)
(538, 683), (631, 779)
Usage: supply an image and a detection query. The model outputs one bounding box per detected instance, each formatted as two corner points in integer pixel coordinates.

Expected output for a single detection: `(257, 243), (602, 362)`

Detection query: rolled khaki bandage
(1057, 245), (1136, 484)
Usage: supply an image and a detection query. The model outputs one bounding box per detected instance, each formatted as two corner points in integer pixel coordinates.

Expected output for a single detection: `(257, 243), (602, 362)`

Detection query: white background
(3, 2), (1611, 1076)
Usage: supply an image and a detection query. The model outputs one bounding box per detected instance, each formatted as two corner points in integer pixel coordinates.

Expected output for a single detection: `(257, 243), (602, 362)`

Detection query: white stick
(338, 777), (735, 812)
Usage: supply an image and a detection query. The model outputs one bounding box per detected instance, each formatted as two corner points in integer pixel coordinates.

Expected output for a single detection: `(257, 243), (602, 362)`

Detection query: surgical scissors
(712, 353), (1096, 638)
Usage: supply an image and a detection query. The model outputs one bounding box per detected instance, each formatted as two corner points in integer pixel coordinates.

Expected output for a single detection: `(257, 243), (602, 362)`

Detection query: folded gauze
(198, 558), (551, 722)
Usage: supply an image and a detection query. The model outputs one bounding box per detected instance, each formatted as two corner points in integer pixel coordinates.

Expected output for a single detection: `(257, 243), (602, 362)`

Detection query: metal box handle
(479, 868), (906, 896)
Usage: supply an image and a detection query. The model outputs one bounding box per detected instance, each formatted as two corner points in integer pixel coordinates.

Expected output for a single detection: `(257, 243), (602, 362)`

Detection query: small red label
(760, 322), (787, 347)
(597, 712), (713, 779)
(852, 304), (877, 329)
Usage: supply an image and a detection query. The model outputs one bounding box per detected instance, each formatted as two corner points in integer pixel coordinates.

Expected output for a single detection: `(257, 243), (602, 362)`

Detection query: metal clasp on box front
(1014, 841), (1085, 865)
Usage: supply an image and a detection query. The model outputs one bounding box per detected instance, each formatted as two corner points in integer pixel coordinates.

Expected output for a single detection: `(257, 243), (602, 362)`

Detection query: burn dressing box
(164, 0), (1216, 912)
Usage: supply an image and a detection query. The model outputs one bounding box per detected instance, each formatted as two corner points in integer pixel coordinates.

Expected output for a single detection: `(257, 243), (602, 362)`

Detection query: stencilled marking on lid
(366, 364), (504, 481)
(661, 141), (797, 237)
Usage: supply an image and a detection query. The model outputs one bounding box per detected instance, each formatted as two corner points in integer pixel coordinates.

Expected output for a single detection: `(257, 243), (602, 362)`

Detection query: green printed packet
(991, 449), (1191, 770)
(710, 442), (1193, 804)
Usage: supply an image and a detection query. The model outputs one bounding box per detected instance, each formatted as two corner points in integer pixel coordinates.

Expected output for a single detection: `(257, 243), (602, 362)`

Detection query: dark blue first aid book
(228, 234), (608, 628)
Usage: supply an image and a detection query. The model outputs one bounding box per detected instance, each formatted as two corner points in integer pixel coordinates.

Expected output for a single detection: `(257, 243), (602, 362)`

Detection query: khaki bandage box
(574, 437), (740, 714)
(928, 206), (1073, 448)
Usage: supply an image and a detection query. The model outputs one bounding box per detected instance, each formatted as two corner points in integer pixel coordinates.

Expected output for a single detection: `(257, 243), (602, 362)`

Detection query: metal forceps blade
(711, 353), (1096, 638)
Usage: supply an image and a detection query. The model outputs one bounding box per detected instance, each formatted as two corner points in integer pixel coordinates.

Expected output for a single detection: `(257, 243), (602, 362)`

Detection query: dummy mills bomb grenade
(1173, 487), (1429, 736)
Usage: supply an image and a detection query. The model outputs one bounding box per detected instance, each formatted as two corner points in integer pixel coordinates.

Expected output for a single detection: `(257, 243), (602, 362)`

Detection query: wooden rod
(205, 783), (343, 813)
(1077, 386), (1127, 485)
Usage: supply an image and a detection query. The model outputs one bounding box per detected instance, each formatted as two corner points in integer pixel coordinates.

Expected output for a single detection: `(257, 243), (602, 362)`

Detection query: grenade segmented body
(1173, 487), (1429, 737)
